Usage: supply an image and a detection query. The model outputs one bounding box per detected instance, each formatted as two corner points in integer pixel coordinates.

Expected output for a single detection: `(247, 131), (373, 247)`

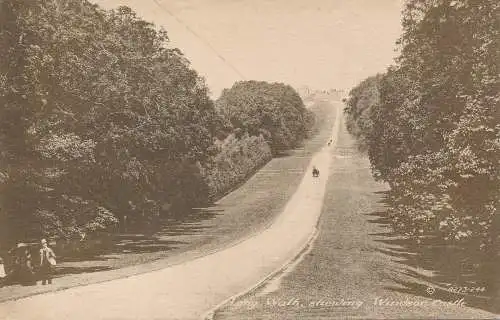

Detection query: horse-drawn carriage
(312, 166), (320, 177)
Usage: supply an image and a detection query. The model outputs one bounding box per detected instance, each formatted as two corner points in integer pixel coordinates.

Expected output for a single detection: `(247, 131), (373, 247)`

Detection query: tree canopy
(343, 74), (383, 152)
(216, 80), (314, 154)
(0, 1), (315, 248)
(0, 0), (222, 244)
(345, 0), (499, 252)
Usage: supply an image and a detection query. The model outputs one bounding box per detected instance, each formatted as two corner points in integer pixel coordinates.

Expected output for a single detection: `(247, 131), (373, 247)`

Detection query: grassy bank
(214, 115), (497, 319)
(0, 100), (336, 303)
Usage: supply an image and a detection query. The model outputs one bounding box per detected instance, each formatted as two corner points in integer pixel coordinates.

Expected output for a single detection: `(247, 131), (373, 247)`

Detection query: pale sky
(94, 0), (403, 97)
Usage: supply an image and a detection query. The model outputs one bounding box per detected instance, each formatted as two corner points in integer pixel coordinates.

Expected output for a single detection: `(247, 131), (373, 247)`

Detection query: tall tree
(345, 0), (499, 252)
(0, 0), (222, 244)
(216, 80), (314, 154)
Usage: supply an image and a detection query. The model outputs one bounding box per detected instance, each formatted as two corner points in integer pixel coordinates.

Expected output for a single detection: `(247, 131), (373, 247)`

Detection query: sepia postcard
(0, 0), (498, 319)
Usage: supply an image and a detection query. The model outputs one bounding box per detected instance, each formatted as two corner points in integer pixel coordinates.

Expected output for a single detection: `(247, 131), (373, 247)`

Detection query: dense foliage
(202, 133), (272, 201)
(0, 1), (314, 248)
(0, 0), (222, 244)
(216, 81), (315, 154)
(345, 0), (499, 253)
(343, 74), (383, 152)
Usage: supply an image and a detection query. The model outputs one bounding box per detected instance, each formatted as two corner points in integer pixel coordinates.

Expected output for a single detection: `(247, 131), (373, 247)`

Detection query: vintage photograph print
(0, 0), (498, 319)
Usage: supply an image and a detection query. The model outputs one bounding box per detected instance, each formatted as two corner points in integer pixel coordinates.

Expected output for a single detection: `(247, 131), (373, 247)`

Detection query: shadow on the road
(54, 266), (112, 277)
(36, 206), (221, 280)
(273, 150), (295, 158)
(366, 193), (500, 314)
(61, 255), (119, 262)
(111, 237), (185, 254)
(0, 204), (227, 288)
(89, 205), (224, 257)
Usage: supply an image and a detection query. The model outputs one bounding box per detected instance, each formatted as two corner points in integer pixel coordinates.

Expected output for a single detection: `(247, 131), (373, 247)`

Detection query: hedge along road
(0, 99), (331, 303)
(0, 102), (342, 320)
(214, 109), (499, 320)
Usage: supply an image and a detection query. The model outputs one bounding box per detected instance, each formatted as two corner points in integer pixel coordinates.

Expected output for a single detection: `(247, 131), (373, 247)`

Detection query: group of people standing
(0, 238), (56, 287)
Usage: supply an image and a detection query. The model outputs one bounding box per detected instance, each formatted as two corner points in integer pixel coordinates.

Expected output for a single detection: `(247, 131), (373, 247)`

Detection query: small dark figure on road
(39, 239), (56, 285)
(312, 166), (320, 177)
(328, 139), (332, 146)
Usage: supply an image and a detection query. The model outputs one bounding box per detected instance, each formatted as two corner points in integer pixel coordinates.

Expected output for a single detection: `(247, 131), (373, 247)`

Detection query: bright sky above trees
(94, 0), (403, 97)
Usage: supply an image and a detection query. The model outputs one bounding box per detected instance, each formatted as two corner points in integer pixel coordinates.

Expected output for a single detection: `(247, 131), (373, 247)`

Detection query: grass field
(0, 100), (337, 303)
(214, 114), (497, 319)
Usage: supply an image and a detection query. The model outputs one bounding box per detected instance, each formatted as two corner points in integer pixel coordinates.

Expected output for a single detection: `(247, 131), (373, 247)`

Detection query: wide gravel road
(0, 102), (341, 320)
(214, 107), (499, 320)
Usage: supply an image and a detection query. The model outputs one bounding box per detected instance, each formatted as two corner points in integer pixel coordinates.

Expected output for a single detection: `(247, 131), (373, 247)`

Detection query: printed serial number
(446, 286), (486, 294)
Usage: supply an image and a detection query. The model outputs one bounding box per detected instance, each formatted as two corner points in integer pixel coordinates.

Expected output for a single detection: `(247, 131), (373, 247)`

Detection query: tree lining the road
(344, 0), (499, 254)
(343, 74), (383, 153)
(0, 0), (219, 244)
(202, 133), (272, 201)
(216, 80), (315, 155)
(210, 80), (315, 199)
(0, 0), (313, 248)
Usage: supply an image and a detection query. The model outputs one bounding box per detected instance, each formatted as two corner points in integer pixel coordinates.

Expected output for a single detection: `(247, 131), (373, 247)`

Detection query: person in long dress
(39, 238), (56, 285)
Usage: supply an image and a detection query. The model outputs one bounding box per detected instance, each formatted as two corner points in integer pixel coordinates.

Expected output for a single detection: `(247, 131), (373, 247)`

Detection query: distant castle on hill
(296, 86), (347, 101)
